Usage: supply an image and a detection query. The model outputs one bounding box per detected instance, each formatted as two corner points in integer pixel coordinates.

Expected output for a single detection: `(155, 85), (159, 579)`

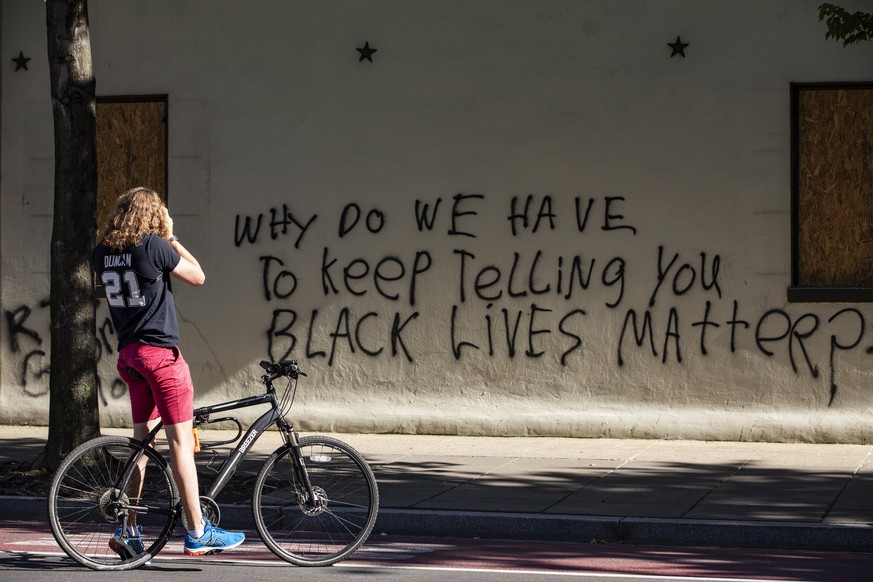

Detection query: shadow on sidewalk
(371, 458), (873, 523)
(2, 436), (873, 524)
(0, 437), (46, 464)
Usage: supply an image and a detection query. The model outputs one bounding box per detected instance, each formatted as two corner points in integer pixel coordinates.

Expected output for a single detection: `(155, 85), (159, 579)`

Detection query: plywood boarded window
(790, 83), (873, 303)
(96, 97), (168, 233)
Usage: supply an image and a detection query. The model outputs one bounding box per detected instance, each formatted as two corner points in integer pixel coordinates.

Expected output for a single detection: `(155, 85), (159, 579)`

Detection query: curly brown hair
(99, 187), (170, 251)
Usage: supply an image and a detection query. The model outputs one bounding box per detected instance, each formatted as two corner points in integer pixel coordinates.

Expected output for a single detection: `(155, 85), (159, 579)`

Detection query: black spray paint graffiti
(616, 302), (869, 404)
(230, 192), (871, 406)
(4, 297), (127, 404)
(267, 308), (420, 367)
(5, 299), (50, 395)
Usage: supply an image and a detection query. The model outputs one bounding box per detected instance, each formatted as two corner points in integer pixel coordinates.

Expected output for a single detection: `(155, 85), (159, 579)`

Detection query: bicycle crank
(181, 496), (221, 528)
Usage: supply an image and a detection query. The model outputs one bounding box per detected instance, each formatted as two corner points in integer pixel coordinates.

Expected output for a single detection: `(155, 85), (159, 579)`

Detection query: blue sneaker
(184, 519), (244, 556)
(109, 525), (146, 560)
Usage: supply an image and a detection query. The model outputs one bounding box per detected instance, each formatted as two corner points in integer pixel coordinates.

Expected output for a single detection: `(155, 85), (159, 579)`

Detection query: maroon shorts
(117, 342), (194, 426)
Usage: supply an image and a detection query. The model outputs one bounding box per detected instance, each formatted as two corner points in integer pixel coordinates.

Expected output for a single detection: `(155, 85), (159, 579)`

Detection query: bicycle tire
(48, 435), (179, 570)
(252, 436), (379, 566)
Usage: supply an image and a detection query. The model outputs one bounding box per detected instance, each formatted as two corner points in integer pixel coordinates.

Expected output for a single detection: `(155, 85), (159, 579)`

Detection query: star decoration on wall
(668, 36), (689, 58)
(357, 42), (377, 63)
(12, 51), (31, 71)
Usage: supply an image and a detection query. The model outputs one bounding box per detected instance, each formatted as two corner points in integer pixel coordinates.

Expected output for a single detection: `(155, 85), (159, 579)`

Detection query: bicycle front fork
(281, 426), (326, 510)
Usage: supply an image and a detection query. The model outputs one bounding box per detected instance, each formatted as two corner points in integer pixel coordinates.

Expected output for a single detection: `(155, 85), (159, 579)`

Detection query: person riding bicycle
(94, 187), (244, 558)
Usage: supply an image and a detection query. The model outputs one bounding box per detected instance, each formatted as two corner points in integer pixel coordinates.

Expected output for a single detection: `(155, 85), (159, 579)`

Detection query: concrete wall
(3, 0), (873, 441)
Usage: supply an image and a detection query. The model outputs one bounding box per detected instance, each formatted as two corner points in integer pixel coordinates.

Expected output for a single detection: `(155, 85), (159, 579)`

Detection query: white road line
(335, 563), (798, 582)
(137, 554), (793, 582)
(0, 548), (809, 582)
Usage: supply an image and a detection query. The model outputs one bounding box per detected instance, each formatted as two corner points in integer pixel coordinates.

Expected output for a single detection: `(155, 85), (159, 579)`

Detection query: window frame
(94, 94), (170, 297)
(788, 81), (873, 303)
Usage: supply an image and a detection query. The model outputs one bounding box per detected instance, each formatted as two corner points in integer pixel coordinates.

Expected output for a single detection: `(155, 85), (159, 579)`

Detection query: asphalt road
(2, 520), (873, 581)
(0, 555), (769, 582)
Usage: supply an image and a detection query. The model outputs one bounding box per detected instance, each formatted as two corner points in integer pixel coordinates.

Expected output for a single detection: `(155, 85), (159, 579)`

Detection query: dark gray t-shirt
(94, 234), (182, 349)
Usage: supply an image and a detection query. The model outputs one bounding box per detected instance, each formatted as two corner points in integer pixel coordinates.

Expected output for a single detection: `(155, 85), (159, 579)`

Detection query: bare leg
(163, 420), (204, 532)
(126, 419), (160, 529)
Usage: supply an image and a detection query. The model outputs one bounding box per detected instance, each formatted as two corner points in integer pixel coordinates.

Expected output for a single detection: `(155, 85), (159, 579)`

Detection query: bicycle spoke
(49, 436), (178, 571)
(253, 436), (378, 566)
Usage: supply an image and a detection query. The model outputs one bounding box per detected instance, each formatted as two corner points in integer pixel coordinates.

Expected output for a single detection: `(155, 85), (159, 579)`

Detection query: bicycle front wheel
(48, 435), (179, 570)
(253, 436), (379, 566)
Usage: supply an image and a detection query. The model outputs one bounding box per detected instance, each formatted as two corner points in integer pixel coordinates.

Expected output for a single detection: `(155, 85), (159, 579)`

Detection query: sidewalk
(2, 425), (873, 552)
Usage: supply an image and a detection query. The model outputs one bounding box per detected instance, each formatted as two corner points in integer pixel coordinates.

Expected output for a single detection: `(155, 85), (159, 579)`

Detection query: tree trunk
(37, 0), (100, 471)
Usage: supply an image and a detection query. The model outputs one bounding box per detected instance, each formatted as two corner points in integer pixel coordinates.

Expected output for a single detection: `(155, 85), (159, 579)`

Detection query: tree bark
(38, 0), (100, 470)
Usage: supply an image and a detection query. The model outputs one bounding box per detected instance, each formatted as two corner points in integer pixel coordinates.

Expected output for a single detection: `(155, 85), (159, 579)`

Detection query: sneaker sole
(109, 539), (134, 560)
(184, 539), (244, 556)
(109, 538), (150, 564)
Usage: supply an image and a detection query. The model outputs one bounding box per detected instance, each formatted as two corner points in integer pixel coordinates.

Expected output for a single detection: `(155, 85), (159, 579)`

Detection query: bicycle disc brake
(297, 486), (328, 516)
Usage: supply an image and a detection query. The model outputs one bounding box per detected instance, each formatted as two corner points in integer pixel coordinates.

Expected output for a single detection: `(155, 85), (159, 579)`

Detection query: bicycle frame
(49, 358), (377, 570)
(113, 373), (319, 521)
(192, 392), (282, 499)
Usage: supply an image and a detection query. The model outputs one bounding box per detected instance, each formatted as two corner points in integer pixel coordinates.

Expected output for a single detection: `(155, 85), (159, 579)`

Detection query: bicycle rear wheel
(253, 436), (379, 566)
(48, 435), (179, 570)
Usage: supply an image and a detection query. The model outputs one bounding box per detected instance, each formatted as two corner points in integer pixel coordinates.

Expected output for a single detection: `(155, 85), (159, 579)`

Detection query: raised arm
(165, 208), (205, 286)
(170, 239), (206, 286)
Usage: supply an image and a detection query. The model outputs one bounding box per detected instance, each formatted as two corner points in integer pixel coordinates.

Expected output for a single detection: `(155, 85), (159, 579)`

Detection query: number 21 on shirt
(101, 270), (146, 308)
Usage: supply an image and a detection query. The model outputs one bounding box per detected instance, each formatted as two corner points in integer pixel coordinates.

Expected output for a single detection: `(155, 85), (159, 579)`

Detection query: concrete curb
(6, 496), (873, 553)
(618, 517), (873, 553)
(374, 508), (622, 543)
(373, 510), (873, 552)
(2, 496), (48, 522)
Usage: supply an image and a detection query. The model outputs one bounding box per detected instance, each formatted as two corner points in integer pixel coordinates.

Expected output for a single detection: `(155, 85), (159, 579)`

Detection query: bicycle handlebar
(260, 359), (306, 381)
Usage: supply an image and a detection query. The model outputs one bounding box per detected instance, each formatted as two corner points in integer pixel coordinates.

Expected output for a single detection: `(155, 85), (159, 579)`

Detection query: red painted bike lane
(2, 520), (871, 581)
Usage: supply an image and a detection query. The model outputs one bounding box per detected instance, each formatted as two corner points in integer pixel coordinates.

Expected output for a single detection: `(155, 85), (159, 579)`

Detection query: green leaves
(819, 3), (873, 46)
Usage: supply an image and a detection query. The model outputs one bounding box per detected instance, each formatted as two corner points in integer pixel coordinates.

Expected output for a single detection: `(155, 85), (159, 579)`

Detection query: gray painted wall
(2, 0), (873, 441)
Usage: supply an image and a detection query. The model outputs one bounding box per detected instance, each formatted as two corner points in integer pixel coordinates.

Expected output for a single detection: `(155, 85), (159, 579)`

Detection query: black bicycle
(47, 359), (379, 570)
